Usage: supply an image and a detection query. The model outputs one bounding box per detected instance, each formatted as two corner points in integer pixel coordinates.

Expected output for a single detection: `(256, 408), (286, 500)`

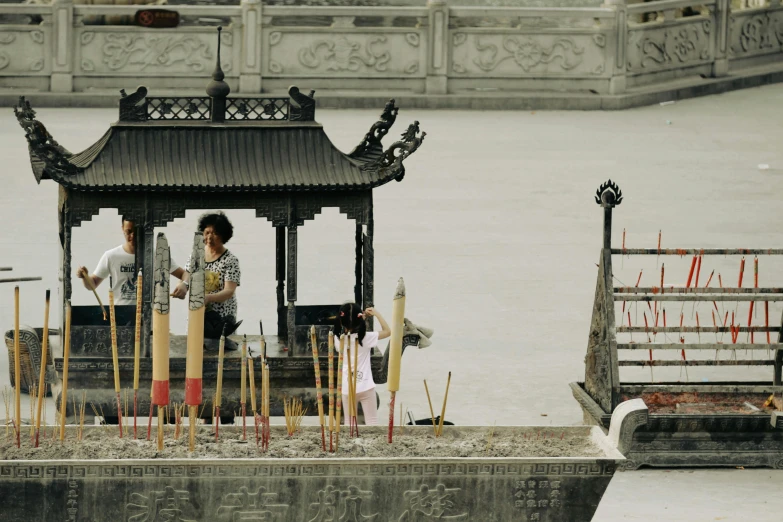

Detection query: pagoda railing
(0, 0), (780, 97)
(122, 95), (291, 121)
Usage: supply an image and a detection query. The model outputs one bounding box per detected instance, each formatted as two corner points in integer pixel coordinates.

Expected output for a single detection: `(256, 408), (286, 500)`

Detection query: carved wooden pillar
(286, 225), (297, 355)
(363, 206), (375, 330)
(354, 223), (362, 306)
(60, 204), (72, 344)
(276, 226), (286, 338)
(134, 218), (154, 357)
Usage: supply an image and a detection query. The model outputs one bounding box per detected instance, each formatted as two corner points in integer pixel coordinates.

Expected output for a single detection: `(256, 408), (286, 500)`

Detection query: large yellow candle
(185, 232), (206, 451)
(387, 278), (406, 392)
(152, 233), (171, 406)
(34, 289), (50, 446)
(133, 269), (143, 391)
(59, 301), (71, 441)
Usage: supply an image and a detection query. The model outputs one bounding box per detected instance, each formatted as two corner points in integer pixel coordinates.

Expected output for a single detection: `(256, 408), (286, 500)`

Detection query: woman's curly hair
(198, 211), (234, 244)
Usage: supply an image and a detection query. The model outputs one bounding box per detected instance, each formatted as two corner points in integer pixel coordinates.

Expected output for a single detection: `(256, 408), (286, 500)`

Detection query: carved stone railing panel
(626, 17), (715, 74)
(450, 31), (611, 77)
(263, 29), (427, 77)
(0, 26), (50, 76)
(728, 5), (783, 58)
(75, 27), (236, 76)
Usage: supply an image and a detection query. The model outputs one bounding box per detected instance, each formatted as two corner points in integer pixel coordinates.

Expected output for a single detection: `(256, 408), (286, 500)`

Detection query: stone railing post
(604, 0), (627, 95)
(51, 0), (74, 92)
(240, 0), (262, 93)
(712, 0), (729, 77)
(426, 0), (448, 94)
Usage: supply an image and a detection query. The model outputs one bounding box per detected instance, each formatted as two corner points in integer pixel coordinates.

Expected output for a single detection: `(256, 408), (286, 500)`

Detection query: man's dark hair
(121, 216), (134, 225)
(198, 212), (234, 243)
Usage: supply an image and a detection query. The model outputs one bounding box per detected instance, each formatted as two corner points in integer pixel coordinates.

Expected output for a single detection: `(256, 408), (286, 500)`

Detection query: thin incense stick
(437, 372), (452, 437)
(423, 379), (437, 437)
(335, 334), (344, 451)
(241, 335), (247, 441)
(215, 326), (226, 442)
(34, 289), (50, 447)
(248, 356), (257, 446)
(13, 287), (20, 447)
(133, 269), (142, 439)
(108, 278), (123, 438)
(328, 331), (334, 452)
(310, 326), (325, 450)
(60, 302), (72, 442)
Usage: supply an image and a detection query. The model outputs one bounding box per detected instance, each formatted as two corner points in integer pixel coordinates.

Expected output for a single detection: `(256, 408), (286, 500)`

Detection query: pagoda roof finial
(206, 26), (230, 99)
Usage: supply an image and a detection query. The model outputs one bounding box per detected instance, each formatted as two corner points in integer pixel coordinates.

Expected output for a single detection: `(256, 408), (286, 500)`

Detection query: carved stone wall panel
(0, 29), (49, 75)
(449, 31), (610, 77)
(76, 29), (235, 76)
(263, 29), (426, 77)
(728, 8), (783, 59)
(626, 19), (714, 74)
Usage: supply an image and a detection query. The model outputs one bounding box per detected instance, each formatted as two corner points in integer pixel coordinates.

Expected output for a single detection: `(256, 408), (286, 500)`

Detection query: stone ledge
(3, 63), (782, 111)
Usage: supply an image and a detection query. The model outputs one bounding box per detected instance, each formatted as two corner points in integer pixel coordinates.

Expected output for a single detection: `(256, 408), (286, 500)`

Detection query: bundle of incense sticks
(108, 278), (123, 438)
(423, 374), (452, 437)
(335, 334), (344, 451)
(310, 326), (325, 450)
(283, 396), (306, 437)
(133, 269), (142, 439)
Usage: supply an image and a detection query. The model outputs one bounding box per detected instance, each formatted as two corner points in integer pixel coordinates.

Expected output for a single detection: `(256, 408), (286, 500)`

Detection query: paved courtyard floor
(1, 84), (783, 520)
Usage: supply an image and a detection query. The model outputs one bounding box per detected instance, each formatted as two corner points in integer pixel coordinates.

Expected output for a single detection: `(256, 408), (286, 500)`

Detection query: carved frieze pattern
(728, 10), (783, 56)
(267, 31), (423, 76)
(0, 461), (617, 479)
(79, 32), (233, 74)
(0, 30), (47, 74)
(627, 20), (713, 73)
(450, 32), (607, 76)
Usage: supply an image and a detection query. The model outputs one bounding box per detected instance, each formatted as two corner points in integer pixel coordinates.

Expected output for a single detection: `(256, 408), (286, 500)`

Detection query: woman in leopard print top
(174, 212), (242, 339)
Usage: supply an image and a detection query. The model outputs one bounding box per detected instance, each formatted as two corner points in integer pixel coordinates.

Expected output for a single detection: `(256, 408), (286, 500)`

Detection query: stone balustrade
(0, 0), (780, 97)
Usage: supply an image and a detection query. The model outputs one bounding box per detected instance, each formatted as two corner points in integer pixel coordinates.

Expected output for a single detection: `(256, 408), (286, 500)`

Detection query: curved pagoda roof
(14, 72), (424, 194)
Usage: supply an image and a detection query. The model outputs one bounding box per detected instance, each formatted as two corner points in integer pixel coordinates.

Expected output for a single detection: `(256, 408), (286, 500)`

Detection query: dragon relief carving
(373, 121), (426, 182)
(298, 35), (391, 72)
(14, 97), (79, 178)
(96, 33), (223, 73)
(473, 36), (585, 72)
(349, 98), (399, 161)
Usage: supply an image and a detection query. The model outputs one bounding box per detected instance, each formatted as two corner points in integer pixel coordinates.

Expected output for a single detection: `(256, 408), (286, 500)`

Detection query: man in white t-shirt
(77, 217), (185, 306)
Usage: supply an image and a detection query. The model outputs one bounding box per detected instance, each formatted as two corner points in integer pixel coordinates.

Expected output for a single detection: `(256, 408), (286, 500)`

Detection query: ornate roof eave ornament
(288, 86), (316, 122)
(367, 120), (426, 182)
(349, 98), (399, 162)
(14, 96), (80, 183)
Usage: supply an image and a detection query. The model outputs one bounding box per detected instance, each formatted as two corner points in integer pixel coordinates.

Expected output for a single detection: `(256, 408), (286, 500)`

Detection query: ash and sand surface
(0, 426), (603, 461)
(1, 86), (783, 519)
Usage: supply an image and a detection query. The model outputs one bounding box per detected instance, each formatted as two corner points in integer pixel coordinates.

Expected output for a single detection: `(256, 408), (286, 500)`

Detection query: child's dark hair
(198, 211), (234, 243)
(333, 302), (366, 344)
